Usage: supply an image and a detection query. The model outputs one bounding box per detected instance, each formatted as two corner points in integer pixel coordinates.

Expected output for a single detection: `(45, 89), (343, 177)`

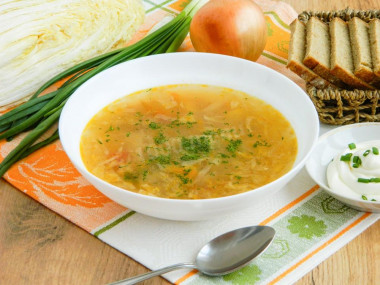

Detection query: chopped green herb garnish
(373, 147), (379, 155)
(219, 153), (230, 158)
(235, 175), (242, 180)
(149, 155), (171, 165)
(203, 129), (222, 136)
(361, 195), (368, 200)
(154, 132), (167, 145)
(124, 172), (138, 180)
(148, 122), (160, 129)
(180, 154), (200, 161)
(142, 170), (148, 181)
(340, 153), (353, 162)
(126, 132), (131, 137)
(186, 121), (197, 128)
(176, 174), (191, 185)
(97, 139), (103, 144)
(363, 150), (370, 157)
(371, 199), (377, 201)
(135, 112), (143, 117)
(357, 177), (380, 183)
(226, 139), (242, 153)
(183, 168), (192, 176)
(358, 178), (370, 183)
(348, 143), (356, 150)
(248, 133), (253, 137)
(187, 111), (194, 115)
(181, 136), (211, 154)
(105, 125), (114, 133)
(352, 156), (362, 168)
(253, 140), (271, 148)
(105, 139), (110, 142)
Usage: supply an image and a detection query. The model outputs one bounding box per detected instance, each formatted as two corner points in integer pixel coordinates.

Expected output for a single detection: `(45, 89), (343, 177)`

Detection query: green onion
(363, 149), (370, 157)
(348, 143), (356, 150)
(358, 178), (370, 183)
(340, 153), (353, 162)
(352, 155), (362, 168)
(362, 195), (368, 200)
(0, 0), (207, 177)
(373, 147), (379, 155)
(357, 177), (380, 183)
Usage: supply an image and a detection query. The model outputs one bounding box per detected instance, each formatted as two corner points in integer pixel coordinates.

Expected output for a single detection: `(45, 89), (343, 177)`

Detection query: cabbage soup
(80, 84), (298, 199)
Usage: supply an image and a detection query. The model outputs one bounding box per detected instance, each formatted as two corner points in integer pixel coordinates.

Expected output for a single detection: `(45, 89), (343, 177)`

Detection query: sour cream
(327, 141), (380, 201)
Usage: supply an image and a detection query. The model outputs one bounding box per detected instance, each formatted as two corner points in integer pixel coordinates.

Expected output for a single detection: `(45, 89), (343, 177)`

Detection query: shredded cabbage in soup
(80, 84), (297, 199)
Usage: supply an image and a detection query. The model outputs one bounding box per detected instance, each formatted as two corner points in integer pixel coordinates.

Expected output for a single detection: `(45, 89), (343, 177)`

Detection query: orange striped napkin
(1, 1), (379, 284)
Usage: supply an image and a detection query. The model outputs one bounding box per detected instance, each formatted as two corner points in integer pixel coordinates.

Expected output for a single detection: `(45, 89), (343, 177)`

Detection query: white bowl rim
(306, 122), (380, 205)
(59, 52), (319, 205)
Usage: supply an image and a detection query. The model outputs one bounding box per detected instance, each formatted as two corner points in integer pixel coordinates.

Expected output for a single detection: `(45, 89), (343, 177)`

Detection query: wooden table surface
(1, 0), (379, 284)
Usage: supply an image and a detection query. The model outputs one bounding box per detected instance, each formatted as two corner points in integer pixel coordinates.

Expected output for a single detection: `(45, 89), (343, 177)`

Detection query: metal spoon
(110, 225), (275, 285)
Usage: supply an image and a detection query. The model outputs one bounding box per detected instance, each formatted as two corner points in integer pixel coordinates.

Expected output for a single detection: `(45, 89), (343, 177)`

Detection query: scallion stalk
(0, 0), (207, 177)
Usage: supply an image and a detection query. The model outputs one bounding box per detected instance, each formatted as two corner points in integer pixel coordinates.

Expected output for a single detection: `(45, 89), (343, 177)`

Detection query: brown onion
(190, 0), (267, 61)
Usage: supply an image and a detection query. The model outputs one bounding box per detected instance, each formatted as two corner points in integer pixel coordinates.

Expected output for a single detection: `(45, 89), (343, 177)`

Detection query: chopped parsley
(126, 132), (131, 137)
(253, 140), (270, 148)
(149, 155), (171, 165)
(148, 122), (160, 129)
(203, 129), (222, 136)
(142, 170), (148, 181)
(124, 172), (138, 180)
(169, 119), (197, 128)
(181, 136), (211, 154)
(105, 125), (114, 133)
(226, 139), (242, 153)
(180, 154), (200, 161)
(177, 174), (191, 184)
(154, 132), (167, 145)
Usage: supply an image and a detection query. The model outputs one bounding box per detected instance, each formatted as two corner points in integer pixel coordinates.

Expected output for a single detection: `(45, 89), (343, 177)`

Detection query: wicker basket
(296, 9), (380, 125)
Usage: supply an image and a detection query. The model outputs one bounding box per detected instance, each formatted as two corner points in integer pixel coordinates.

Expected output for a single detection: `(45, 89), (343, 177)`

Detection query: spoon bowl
(110, 225), (275, 284)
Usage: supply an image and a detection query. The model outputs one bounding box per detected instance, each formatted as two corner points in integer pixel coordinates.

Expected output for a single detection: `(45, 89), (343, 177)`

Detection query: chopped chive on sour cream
(327, 141), (380, 202)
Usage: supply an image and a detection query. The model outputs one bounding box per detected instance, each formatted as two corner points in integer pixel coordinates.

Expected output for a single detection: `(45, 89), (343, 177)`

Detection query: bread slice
(303, 17), (347, 88)
(349, 17), (374, 82)
(330, 18), (375, 90)
(287, 19), (332, 89)
(369, 19), (380, 87)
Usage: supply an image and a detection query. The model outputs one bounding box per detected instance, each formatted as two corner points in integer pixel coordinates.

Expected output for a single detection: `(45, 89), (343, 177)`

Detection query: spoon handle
(109, 262), (197, 285)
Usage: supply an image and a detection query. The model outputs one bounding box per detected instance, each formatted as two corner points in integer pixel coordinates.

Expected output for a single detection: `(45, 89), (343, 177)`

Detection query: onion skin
(190, 0), (267, 61)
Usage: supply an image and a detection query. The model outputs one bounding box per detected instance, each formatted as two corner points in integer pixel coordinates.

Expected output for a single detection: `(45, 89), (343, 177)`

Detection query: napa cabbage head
(0, 0), (145, 107)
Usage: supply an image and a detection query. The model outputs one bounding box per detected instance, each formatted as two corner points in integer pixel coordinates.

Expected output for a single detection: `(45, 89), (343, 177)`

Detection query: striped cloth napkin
(1, 0), (379, 284)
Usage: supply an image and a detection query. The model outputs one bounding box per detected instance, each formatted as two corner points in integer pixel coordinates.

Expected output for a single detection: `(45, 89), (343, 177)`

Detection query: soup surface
(80, 84), (297, 199)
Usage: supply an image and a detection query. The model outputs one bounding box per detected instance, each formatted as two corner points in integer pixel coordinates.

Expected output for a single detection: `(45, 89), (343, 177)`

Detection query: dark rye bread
(349, 17), (375, 82)
(303, 17), (347, 88)
(330, 18), (375, 90)
(287, 19), (332, 89)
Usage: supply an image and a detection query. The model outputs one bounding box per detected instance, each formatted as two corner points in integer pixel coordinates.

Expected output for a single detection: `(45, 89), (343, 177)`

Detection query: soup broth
(80, 84), (297, 199)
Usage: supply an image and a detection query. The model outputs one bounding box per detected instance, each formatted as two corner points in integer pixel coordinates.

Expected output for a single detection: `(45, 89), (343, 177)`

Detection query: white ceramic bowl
(306, 123), (380, 213)
(59, 53), (319, 221)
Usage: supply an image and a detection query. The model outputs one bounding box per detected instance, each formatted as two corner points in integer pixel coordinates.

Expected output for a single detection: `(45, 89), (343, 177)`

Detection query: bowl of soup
(59, 52), (319, 221)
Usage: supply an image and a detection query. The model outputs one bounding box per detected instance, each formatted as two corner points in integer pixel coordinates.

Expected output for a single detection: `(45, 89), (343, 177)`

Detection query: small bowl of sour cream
(306, 123), (380, 213)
